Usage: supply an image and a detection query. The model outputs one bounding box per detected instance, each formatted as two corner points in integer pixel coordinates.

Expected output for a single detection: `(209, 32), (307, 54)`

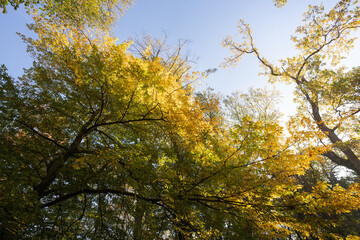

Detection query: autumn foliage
(1, 0), (360, 239)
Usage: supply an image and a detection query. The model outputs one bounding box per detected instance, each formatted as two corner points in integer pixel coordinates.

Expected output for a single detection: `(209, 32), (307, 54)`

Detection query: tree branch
(41, 188), (161, 208)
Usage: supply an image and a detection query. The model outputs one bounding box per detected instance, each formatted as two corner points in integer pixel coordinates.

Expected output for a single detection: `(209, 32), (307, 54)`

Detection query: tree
(0, 14), (211, 238)
(223, 0), (360, 238)
(129, 34), (195, 82)
(224, 87), (282, 126)
(223, 0), (360, 176)
(0, 0), (135, 29)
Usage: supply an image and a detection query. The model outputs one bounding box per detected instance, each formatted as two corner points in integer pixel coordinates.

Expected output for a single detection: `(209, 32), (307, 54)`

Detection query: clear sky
(1, 0), (359, 119)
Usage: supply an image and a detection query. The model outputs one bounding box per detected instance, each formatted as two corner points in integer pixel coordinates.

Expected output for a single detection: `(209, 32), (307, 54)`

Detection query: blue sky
(1, 0), (358, 118)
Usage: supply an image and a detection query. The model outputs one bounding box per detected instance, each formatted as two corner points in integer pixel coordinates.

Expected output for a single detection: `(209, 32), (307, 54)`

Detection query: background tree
(129, 34), (195, 82)
(224, 87), (282, 126)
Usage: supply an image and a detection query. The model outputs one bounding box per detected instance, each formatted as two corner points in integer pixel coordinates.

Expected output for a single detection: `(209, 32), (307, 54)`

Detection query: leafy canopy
(2, 0), (360, 239)
(0, 0), (135, 29)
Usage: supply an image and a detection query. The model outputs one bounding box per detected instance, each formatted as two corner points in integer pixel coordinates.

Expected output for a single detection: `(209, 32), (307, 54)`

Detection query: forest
(1, 0), (360, 239)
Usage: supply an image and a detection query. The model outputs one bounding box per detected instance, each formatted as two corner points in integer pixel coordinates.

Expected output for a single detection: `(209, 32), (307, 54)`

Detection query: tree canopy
(0, 0), (135, 29)
(1, 0), (360, 239)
